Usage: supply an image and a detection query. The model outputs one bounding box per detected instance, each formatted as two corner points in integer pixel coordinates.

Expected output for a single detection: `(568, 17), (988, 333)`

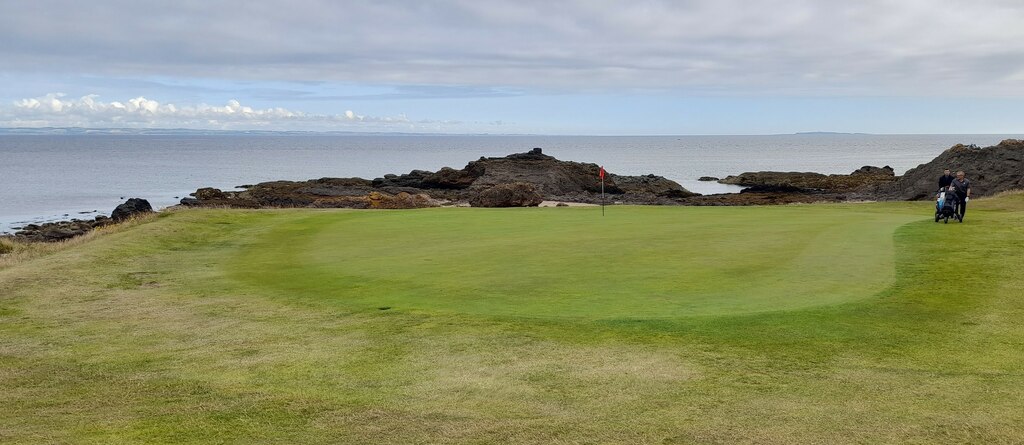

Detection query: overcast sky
(2, 0), (1023, 134)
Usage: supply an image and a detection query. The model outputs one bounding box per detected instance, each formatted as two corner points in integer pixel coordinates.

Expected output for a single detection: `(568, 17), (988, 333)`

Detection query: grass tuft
(0, 237), (14, 255)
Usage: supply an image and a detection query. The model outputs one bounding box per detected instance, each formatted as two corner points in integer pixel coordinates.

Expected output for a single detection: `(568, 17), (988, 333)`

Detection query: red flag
(599, 166), (605, 180)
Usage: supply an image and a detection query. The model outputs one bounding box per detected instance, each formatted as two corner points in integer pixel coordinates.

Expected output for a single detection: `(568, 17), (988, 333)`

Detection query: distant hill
(793, 131), (871, 135)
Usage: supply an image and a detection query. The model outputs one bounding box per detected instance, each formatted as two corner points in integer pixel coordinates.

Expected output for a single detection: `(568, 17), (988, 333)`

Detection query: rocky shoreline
(4, 198), (154, 243)
(176, 148), (698, 210)
(5, 140), (1023, 243)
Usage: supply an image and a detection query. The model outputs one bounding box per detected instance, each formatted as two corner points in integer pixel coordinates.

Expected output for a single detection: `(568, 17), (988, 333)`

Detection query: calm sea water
(1, 133), (1019, 233)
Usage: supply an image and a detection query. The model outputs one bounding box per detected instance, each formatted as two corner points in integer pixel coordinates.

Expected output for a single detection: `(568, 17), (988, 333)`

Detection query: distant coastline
(0, 126), (993, 137)
(793, 131), (871, 135)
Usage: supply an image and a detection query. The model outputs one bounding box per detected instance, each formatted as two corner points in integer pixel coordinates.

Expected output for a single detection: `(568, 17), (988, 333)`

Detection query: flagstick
(601, 175), (605, 216)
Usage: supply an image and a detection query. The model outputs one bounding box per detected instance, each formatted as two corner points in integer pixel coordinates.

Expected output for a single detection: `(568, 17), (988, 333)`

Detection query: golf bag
(935, 190), (960, 223)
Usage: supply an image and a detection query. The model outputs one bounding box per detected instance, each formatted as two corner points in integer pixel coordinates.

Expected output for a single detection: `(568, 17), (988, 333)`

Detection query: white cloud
(3, 93), (420, 130)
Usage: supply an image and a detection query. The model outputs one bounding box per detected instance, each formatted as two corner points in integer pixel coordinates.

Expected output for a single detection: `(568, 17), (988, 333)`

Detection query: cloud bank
(2, 0), (1024, 96)
(3, 93), (434, 130)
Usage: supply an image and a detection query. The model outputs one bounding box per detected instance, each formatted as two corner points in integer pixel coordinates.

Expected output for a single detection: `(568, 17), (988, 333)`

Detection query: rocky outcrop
(179, 178), (436, 210)
(7, 198), (151, 243)
(9, 216), (113, 242)
(310, 191), (436, 209)
(193, 187), (228, 200)
(719, 166), (896, 193)
(111, 198), (154, 221)
(372, 170), (469, 190)
(879, 140), (1024, 200)
(468, 182), (544, 207)
(183, 148), (696, 209)
(698, 176), (720, 182)
(851, 165), (895, 176)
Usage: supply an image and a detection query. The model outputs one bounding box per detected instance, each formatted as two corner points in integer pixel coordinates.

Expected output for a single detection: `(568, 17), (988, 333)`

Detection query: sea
(1, 133), (1019, 234)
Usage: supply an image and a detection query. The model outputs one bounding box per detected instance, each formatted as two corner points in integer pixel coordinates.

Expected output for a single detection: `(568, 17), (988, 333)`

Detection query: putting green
(230, 204), (920, 318)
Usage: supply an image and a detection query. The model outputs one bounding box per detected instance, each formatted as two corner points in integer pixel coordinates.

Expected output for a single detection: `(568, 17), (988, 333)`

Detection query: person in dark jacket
(938, 169), (954, 189)
(949, 170), (972, 220)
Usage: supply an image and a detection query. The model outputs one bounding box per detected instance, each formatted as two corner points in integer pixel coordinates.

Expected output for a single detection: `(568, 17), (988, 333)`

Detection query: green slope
(230, 204), (919, 317)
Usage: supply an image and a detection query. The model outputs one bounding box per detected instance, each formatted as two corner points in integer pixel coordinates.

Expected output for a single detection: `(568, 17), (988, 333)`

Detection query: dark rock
(615, 174), (698, 198)
(698, 176), (720, 181)
(469, 182), (544, 207)
(504, 147), (554, 160)
(720, 171), (828, 189)
(851, 165), (895, 176)
(556, 202), (569, 207)
(309, 191), (436, 209)
(371, 169), (436, 188)
(421, 167), (479, 189)
(720, 169), (896, 193)
(111, 198), (153, 222)
(13, 218), (99, 242)
(192, 187), (227, 200)
(180, 197), (201, 206)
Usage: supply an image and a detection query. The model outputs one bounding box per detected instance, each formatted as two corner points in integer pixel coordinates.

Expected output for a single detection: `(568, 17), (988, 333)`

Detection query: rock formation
(7, 217), (112, 242)
(468, 182), (544, 207)
(111, 198), (154, 221)
(7, 198), (152, 243)
(718, 166), (896, 193)
(880, 140), (1024, 200)
(182, 148), (696, 209)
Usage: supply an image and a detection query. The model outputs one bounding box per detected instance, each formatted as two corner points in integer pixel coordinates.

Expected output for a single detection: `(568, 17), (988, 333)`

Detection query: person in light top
(948, 170), (972, 221)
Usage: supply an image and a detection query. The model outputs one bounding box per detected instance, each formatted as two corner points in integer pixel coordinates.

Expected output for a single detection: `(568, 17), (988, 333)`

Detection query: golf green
(230, 204), (920, 317)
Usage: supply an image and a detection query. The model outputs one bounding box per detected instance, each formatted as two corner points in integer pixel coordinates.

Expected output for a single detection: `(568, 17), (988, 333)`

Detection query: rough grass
(2, 194), (1024, 444)
(0, 214), (157, 270)
(0, 238), (14, 255)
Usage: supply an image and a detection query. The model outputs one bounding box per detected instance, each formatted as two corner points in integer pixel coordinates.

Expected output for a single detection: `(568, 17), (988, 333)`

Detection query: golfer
(949, 170), (971, 220)
(938, 169), (954, 189)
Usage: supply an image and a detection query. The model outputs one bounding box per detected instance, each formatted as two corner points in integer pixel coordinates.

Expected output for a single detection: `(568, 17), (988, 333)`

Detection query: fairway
(232, 205), (918, 317)
(3, 195), (1024, 444)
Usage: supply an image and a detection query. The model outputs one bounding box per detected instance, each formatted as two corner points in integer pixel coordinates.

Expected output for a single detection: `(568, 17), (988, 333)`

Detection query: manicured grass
(2, 195), (1023, 443)
(231, 205), (918, 317)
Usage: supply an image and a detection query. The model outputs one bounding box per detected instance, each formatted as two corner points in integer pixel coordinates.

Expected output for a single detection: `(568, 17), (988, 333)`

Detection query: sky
(1, 0), (1023, 135)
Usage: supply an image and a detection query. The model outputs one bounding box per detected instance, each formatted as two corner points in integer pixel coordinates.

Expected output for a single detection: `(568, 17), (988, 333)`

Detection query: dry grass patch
(0, 213), (158, 270)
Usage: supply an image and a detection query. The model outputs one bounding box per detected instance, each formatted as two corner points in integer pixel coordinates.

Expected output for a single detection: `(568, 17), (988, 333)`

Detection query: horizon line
(3, 126), (1024, 138)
